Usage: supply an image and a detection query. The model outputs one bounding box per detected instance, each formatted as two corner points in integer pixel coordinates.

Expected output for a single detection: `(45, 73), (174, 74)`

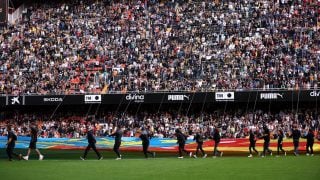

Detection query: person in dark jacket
(109, 125), (123, 160)
(248, 129), (259, 157)
(212, 128), (223, 157)
(276, 129), (286, 157)
(6, 125), (22, 161)
(23, 125), (44, 160)
(80, 127), (103, 160)
(139, 127), (155, 158)
(176, 128), (192, 158)
(261, 126), (272, 157)
(306, 129), (314, 156)
(193, 130), (207, 158)
(291, 125), (301, 156)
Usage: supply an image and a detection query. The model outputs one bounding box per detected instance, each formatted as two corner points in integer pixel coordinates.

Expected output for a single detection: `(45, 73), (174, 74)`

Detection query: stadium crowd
(0, 0), (319, 95)
(0, 108), (319, 140)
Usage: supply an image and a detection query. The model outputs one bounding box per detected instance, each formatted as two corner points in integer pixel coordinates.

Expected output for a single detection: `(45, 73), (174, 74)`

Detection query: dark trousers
(293, 139), (299, 154)
(213, 141), (221, 156)
(178, 143), (189, 157)
(113, 141), (121, 158)
(249, 142), (259, 154)
(263, 141), (272, 156)
(83, 143), (101, 158)
(6, 146), (20, 160)
(195, 142), (205, 156)
(142, 142), (153, 158)
(306, 141), (314, 154)
(277, 142), (286, 155)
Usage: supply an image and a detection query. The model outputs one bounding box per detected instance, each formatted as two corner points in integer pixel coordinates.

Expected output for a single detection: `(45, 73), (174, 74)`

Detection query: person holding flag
(139, 126), (156, 158)
(248, 129), (259, 157)
(80, 126), (103, 160)
(23, 124), (44, 161)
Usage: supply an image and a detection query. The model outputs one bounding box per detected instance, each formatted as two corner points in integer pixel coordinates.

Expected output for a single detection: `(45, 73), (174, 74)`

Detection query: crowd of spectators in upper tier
(0, 0), (319, 95)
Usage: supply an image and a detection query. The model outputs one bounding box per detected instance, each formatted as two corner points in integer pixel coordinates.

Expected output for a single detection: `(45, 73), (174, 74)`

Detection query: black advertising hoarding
(300, 90), (320, 102)
(102, 92), (215, 104)
(2, 90), (320, 106)
(25, 95), (84, 105)
(234, 90), (319, 102)
(163, 92), (215, 104)
(0, 0), (8, 24)
(234, 91), (295, 102)
(0, 95), (6, 106)
(6, 96), (24, 105)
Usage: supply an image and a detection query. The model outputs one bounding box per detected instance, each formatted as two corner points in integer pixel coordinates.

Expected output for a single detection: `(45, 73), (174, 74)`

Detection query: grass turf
(0, 149), (319, 180)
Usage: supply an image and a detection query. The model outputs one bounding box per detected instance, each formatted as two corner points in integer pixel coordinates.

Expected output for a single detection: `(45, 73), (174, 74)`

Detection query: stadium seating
(0, 0), (319, 95)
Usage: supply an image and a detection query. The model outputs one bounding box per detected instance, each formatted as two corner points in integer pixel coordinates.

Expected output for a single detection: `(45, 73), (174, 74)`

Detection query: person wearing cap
(139, 127), (155, 158)
(80, 126), (103, 160)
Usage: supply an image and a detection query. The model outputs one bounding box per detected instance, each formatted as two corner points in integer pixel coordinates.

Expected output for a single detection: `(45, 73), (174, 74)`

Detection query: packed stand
(0, 0), (319, 95)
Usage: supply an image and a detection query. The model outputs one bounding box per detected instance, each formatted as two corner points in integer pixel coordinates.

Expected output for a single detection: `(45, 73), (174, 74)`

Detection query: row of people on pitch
(80, 127), (222, 160)
(175, 128), (223, 159)
(6, 125), (315, 161)
(80, 125), (155, 160)
(248, 126), (315, 158)
(5, 124), (44, 161)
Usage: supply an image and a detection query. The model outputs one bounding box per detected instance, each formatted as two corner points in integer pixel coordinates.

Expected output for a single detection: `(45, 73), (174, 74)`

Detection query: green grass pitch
(0, 149), (319, 180)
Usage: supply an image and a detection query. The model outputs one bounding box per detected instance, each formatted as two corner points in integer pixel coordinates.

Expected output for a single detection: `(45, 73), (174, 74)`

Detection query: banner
(0, 136), (319, 152)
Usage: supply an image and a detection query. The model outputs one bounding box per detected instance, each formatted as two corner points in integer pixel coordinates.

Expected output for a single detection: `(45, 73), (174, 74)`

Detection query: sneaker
(178, 156), (184, 159)
(189, 152), (193, 157)
(23, 156), (29, 160)
(39, 155), (44, 160)
(306, 153), (310, 156)
(116, 157), (122, 160)
(220, 152), (223, 157)
(98, 156), (103, 160)
(248, 154), (253, 158)
(153, 152), (156, 158)
(193, 155), (197, 158)
(311, 154), (314, 156)
(284, 152), (286, 156)
(261, 155), (265, 158)
(80, 156), (85, 160)
(212, 156), (217, 158)
(203, 154), (207, 158)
